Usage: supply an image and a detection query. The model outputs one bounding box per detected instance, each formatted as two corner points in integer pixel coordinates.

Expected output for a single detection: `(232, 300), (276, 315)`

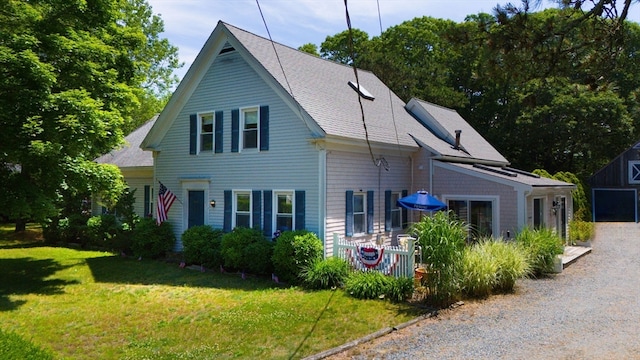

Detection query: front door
(555, 196), (567, 240)
(188, 190), (205, 228)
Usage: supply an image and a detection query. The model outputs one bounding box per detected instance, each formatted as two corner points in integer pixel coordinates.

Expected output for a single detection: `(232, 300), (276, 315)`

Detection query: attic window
(348, 81), (375, 100)
(219, 42), (235, 54)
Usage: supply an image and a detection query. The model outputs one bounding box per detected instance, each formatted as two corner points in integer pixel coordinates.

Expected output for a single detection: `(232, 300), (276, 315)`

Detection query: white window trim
(353, 192), (366, 235)
(629, 160), (640, 184)
(232, 190), (252, 229)
(197, 111), (215, 154)
(442, 195), (500, 238)
(240, 106), (260, 151)
(390, 191), (402, 230)
(273, 190), (295, 232)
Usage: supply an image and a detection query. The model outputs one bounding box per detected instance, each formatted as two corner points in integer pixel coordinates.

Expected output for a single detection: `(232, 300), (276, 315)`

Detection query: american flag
(156, 181), (176, 225)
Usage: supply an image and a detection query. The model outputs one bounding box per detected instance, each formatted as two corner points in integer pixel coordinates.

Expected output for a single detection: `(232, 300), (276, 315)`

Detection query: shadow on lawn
(0, 257), (79, 311)
(86, 255), (281, 291)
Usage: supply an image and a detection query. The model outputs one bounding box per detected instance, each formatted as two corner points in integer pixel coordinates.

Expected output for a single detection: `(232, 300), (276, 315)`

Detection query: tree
(298, 43), (319, 56)
(320, 28), (370, 65)
(0, 0), (181, 231)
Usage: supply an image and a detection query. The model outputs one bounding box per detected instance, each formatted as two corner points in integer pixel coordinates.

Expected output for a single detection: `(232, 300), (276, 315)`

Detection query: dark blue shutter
(144, 185), (151, 217)
(231, 109), (239, 152)
(385, 190), (392, 231)
(189, 114), (197, 154)
(345, 190), (353, 237)
(223, 190), (232, 232)
(295, 190), (305, 230)
(263, 190), (272, 238)
(259, 105), (269, 151)
(252, 190), (261, 230)
(367, 190), (374, 234)
(402, 189), (408, 228)
(214, 110), (224, 153)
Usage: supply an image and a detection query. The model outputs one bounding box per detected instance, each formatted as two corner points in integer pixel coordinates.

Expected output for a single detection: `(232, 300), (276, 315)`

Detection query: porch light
(210, 199), (216, 208)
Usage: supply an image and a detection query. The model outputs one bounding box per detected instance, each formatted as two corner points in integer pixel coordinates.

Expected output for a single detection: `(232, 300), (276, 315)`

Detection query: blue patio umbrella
(397, 191), (446, 211)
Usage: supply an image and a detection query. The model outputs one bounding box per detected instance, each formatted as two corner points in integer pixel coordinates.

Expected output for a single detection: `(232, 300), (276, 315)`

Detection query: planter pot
(552, 255), (563, 273)
(575, 240), (592, 247)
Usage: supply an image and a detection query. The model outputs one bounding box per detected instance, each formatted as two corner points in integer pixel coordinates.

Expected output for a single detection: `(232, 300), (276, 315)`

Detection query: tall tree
(0, 0), (180, 231)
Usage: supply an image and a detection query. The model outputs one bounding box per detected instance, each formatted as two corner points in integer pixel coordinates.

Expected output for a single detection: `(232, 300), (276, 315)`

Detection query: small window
(629, 161), (640, 184)
(390, 192), (401, 229)
(234, 192), (251, 228)
(275, 192), (294, 232)
(199, 112), (214, 152)
(353, 193), (366, 234)
(242, 108), (259, 150)
(348, 81), (375, 100)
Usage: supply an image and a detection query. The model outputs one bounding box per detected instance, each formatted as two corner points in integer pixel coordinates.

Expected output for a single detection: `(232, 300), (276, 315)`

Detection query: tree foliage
(0, 0), (180, 230)
(318, 3), (640, 185)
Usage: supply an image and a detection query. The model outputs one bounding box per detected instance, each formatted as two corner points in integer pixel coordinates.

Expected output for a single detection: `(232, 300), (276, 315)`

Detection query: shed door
(188, 190), (205, 228)
(593, 189), (636, 222)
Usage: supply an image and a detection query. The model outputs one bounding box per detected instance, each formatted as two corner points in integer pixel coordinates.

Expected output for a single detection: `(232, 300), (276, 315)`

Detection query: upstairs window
(199, 112), (214, 152)
(242, 107), (259, 150)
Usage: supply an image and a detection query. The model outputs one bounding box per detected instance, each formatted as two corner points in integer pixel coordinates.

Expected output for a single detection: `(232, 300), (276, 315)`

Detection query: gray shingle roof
(96, 116), (157, 167)
(223, 23), (500, 160)
(443, 162), (575, 188)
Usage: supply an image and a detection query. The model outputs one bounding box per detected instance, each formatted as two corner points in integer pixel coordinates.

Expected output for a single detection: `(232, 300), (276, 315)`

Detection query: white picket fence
(332, 233), (417, 278)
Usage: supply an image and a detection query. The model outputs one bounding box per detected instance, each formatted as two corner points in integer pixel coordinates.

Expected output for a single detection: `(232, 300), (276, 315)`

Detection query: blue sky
(146, 0), (640, 81)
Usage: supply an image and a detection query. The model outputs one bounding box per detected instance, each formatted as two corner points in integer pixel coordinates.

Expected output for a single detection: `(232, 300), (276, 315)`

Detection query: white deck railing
(332, 233), (416, 278)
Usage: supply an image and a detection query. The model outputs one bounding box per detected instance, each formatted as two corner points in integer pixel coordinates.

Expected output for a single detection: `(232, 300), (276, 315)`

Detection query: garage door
(593, 189), (637, 222)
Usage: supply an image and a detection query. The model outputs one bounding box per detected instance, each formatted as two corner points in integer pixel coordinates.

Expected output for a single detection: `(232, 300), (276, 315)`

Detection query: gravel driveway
(325, 222), (640, 360)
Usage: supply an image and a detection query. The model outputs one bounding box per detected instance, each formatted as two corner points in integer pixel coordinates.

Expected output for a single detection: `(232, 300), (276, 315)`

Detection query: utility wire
(344, 0), (377, 166)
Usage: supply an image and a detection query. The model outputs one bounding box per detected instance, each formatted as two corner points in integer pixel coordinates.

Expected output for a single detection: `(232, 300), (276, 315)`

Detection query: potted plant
(568, 220), (595, 247)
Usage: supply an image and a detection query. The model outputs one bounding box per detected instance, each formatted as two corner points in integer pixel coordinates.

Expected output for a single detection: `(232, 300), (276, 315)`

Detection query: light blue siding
(154, 50), (321, 245)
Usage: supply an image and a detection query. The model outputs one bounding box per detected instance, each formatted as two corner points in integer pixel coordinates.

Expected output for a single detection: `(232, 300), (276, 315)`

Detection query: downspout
(429, 157), (434, 194)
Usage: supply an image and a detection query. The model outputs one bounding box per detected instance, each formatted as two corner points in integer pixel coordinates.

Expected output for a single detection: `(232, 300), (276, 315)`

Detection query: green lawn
(0, 224), (424, 359)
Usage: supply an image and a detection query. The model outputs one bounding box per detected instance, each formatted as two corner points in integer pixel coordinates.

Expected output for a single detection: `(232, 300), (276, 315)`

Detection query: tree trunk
(14, 219), (26, 232)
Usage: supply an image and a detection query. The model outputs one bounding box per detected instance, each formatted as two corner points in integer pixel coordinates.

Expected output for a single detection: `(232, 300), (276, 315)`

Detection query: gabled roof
(141, 21), (509, 164)
(96, 116), (157, 168)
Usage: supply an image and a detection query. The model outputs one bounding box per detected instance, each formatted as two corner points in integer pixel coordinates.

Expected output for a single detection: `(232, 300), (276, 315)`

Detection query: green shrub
(387, 276), (415, 303)
(244, 239), (275, 275)
(130, 218), (175, 259)
(300, 257), (351, 290)
(86, 214), (122, 248)
(272, 230), (324, 284)
(515, 227), (564, 276)
(411, 211), (466, 306)
(181, 225), (224, 268)
(483, 240), (531, 292)
(568, 220), (595, 243)
(461, 243), (497, 298)
(0, 328), (54, 360)
(220, 227), (267, 272)
(345, 270), (393, 300)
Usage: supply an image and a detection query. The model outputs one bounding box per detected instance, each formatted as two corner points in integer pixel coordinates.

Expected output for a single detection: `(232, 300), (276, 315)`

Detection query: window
(533, 198), (544, 229)
(353, 193), (366, 234)
(629, 161), (640, 184)
(199, 112), (214, 152)
(448, 198), (495, 242)
(234, 191), (251, 228)
(242, 108), (259, 150)
(275, 191), (294, 232)
(390, 192), (401, 229)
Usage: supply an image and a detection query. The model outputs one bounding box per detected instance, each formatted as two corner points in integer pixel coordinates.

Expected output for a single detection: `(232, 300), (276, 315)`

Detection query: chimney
(454, 130), (462, 149)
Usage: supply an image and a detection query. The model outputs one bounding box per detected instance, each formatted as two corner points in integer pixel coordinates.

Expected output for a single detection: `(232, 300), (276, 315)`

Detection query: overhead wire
(344, 0), (377, 167)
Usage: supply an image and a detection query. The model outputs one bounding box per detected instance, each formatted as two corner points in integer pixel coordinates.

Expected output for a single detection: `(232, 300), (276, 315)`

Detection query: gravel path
(326, 223), (640, 360)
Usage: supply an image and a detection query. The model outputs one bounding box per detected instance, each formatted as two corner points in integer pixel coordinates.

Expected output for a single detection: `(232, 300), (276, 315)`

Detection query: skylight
(348, 81), (375, 100)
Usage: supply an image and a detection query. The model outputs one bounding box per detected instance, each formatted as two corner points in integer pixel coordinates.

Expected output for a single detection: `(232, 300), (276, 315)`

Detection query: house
(101, 21), (575, 252)
(589, 141), (640, 222)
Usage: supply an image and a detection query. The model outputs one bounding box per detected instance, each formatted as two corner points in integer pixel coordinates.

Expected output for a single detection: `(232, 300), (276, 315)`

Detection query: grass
(0, 224), (423, 359)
